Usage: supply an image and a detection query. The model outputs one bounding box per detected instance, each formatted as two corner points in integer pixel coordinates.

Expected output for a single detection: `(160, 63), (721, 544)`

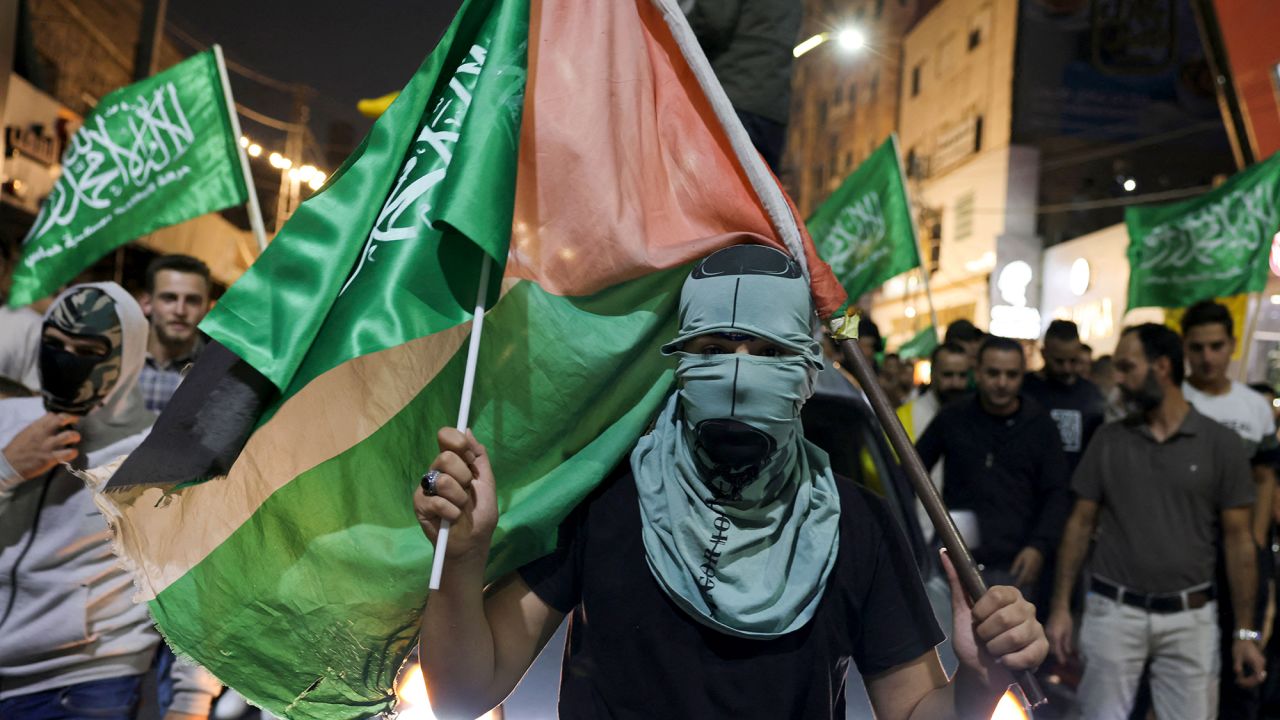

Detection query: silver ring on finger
(421, 469), (441, 497)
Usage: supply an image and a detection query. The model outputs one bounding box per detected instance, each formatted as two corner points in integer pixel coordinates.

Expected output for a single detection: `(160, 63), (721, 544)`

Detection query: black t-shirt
(518, 468), (944, 720)
(1020, 373), (1105, 473)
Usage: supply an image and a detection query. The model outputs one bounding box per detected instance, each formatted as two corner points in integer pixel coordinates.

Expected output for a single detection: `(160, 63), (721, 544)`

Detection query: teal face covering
(632, 244), (841, 639)
(677, 352), (813, 498)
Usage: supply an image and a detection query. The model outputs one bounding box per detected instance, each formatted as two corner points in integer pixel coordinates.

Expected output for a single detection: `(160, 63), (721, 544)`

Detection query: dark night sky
(166, 0), (464, 167)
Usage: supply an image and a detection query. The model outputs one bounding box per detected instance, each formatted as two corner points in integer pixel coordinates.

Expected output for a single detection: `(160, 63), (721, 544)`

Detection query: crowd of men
(865, 306), (1280, 719)
(0, 255), (221, 720)
(3, 242), (1280, 720)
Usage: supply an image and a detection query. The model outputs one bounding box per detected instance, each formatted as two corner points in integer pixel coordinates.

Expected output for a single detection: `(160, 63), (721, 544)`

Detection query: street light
(837, 28), (866, 52)
(792, 27), (867, 58)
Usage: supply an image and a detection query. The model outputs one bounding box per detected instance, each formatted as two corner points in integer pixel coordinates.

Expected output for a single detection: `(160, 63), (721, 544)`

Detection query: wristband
(1234, 628), (1261, 643)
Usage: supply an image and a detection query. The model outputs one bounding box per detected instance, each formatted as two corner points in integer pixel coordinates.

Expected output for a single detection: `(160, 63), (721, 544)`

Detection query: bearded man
(1047, 323), (1266, 719)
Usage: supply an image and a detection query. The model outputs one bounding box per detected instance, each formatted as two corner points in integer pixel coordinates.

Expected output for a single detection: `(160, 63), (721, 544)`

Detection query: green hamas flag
(9, 48), (247, 306)
(897, 325), (938, 360)
(1126, 152), (1280, 310)
(807, 134), (919, 301)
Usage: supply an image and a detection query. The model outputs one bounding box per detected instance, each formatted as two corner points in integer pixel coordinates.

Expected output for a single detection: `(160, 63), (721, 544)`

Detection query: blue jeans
(0, 674), (143, 720)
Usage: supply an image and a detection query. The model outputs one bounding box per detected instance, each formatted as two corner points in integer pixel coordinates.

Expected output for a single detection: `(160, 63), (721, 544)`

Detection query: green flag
(9, 48), (247, 306)
(90, 0), (848, 716)
(1126, 152), (1280, 310)
(897, 325), (938, 360)
(807, 134), (920, 301)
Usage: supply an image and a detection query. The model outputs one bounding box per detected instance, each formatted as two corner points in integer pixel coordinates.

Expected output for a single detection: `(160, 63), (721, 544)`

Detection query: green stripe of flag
(150, 272), (682, 719)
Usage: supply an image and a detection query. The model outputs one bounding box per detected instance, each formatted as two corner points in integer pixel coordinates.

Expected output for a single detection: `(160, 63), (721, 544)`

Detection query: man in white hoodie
(0, 283), (219, 720)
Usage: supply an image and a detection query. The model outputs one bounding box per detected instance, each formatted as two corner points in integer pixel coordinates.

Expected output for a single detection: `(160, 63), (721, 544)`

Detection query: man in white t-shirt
(1181, 299), (1279, 719)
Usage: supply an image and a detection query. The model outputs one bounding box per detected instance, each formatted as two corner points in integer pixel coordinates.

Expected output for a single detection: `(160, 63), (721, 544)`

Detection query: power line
(166, 21), (302, 94)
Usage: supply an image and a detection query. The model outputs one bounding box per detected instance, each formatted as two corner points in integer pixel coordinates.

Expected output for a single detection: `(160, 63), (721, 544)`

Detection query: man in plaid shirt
(137, 255), (211, 414)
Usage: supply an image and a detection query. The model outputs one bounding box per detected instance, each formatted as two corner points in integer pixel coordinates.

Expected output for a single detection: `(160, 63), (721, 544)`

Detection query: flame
(991, 690), (1031, 720)
(394, 662), (499, 720)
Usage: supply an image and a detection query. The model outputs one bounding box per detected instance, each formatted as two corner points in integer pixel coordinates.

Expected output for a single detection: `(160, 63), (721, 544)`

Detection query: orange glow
(394, 662), (499, 720)
(991, 689), (1031, 720)
(914, 359), (932, 386)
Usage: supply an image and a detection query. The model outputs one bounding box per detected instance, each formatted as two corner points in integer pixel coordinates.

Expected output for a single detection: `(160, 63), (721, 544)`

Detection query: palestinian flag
(93, 0), (844, 718)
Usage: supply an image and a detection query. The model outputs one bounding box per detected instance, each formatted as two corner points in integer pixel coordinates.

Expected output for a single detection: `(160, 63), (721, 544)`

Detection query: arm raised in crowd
(414, 428), (564, 720)
(0, 413), (81, 514)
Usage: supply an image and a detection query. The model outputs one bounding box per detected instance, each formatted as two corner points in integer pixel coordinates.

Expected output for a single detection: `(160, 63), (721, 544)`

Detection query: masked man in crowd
(412, 245), (1047, 720)
(0, 283), (219, 720)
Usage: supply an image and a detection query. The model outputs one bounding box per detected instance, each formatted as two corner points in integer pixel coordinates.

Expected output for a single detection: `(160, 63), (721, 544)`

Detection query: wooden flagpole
(833, 321), (1047, 710)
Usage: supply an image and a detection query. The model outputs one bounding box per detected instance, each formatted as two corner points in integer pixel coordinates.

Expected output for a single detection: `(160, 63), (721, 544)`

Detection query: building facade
(785, 0), (939, 219)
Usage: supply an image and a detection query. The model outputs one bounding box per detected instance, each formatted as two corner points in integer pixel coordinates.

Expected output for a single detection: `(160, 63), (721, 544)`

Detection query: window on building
(849, 82), (858, 108)
(845, 151), (854, 171)
(905, 148), (918, 178)
(968, 28), (982, 50)
(911, 64), (921, 96)
(974, 114), (984, 152)
(954, 192), (974, 241)
(818, 99), (828, 120)
(875, 0), (885, 17)
(834, 84), (844, 105)
(920, 207), (942, 274)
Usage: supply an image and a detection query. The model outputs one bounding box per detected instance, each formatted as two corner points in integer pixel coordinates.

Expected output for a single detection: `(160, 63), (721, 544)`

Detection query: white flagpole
(429, 253), (493, 590)
(213, 44), (268, 252)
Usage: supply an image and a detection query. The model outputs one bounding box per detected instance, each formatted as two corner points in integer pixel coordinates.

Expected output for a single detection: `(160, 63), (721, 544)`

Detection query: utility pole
(133, 0), (168, 80)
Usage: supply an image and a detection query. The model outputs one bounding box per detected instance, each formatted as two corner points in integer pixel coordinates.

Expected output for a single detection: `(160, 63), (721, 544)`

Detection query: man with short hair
(943, 319), (985, 364)
(138, 255), (212, 414)
(898, 342), (972, 538)
(1047, 323), (1265, 720)
(917, 336), (1070, 597)
(1076, 342), (1094, 379)
(1022, 320), (1106, 474)
(1180, 299), (1280, 718)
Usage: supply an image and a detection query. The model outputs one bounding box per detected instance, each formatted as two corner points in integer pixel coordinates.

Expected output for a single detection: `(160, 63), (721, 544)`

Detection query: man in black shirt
(411, 246), (1047, 719)
(1022, 320), (1105, 476)
(917, 336), (1071, 598)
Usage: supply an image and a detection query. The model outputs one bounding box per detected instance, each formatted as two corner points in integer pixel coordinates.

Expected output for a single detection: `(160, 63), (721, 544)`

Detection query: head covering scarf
(631, 245), (841, 639)
(39, 282), (152, 448)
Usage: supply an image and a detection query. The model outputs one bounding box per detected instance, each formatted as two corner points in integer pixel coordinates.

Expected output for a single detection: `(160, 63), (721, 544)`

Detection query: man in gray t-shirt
(1046, 323), (1263, 720)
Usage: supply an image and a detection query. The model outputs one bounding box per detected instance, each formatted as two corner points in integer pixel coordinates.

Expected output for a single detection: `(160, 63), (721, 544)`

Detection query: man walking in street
(138, 255), (212, 414)
(1022, 320), (1106, 475)
(1181, 299), (1280, 719)
(898, 342), (971, 536)
(1047, 323), (1266, 720)
(916, 336), (1070, 597)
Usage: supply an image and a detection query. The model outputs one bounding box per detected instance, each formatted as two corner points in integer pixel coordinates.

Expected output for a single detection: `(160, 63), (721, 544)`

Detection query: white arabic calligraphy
(29, 82), (195, 241)
(341, 44), (487, 295)
(1138, 184), (1278, 281)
